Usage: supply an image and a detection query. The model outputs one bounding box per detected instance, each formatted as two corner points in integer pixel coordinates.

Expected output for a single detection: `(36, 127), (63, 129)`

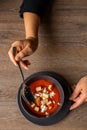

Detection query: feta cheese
(41, 105), (47, 112)
(50, 91), (55, 98)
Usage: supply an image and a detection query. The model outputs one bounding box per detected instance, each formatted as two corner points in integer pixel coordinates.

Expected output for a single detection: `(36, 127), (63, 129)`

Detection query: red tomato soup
(26, 79), (60, 117)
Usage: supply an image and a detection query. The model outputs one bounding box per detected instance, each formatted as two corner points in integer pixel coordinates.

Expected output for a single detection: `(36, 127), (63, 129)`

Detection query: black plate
(17, 71), (72, 126)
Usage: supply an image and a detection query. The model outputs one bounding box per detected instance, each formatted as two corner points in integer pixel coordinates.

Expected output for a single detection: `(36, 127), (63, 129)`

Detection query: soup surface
(26, 79), (60, 117)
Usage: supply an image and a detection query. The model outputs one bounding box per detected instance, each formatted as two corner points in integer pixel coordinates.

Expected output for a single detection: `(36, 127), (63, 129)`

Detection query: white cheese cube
(50, 91), (55, 98)
(41, 105), (47, 112)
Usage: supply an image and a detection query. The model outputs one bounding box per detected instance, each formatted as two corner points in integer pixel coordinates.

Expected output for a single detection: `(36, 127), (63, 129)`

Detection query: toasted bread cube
(41, 99), (48, 105)
(35, 97), (41, 106)
(31, 103), (35, 108)
(48, 85), (53, 91)
(34, 106), (39, 112)
(36, 86), (42, 92)
(42, 93), (49, 99)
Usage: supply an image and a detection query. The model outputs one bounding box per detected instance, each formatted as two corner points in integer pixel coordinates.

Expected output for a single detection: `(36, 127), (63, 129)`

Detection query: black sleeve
(19, 0), (50, 18)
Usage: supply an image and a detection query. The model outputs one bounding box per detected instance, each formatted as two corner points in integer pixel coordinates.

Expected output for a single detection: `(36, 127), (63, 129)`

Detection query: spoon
(13, 47), (35, 104)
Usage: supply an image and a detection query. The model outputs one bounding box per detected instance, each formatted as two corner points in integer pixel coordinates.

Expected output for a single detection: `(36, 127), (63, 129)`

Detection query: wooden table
(0, 0), (87, 130)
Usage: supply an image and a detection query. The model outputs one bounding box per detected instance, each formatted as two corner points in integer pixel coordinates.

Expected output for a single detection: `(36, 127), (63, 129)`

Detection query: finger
(8, 47), (18, 66)
(69, 86), (81, 100)
(71, 84), (76, 91)
(70, 94), (85, 110)
(85, 99), (87, 103)
(23, 60), (31, 66)
(20, 60), (31, 70)
(15, 47), (32, 61)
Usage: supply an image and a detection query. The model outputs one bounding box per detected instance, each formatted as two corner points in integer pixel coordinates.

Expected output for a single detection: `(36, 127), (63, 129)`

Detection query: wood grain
(0, 0), (87, 130)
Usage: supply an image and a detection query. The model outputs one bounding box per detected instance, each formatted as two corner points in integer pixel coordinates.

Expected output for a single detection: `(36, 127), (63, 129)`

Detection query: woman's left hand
(70, 76), (87, 110)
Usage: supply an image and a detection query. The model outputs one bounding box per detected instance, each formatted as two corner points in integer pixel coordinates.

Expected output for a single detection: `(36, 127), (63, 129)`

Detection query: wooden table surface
(0, 0), (87, 130)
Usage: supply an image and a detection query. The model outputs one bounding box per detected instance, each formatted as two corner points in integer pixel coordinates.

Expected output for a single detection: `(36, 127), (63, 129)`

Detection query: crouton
(35, 97), (41, 106)
(34, 106), (39, 112)
(48, 84), (53, 91)
(36, 86), (42, 92)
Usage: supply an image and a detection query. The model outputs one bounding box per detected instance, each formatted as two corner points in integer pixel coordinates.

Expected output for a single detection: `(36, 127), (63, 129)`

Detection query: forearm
(23, 12), (40, 39)
(22, 12), (40, 52)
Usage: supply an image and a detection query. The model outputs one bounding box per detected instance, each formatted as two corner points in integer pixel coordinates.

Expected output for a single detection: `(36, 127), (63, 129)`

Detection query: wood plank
(0, 0), (87, 130)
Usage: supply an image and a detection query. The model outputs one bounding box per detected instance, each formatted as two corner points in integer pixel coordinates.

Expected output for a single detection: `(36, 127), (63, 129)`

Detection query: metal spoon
(13, 47), (34, 104)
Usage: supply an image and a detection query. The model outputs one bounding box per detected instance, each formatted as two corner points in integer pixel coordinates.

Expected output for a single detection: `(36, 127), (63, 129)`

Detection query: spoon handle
(13, 47), (25, 82)
(18, 63), (25, 82)
(13, 47), (34, 104)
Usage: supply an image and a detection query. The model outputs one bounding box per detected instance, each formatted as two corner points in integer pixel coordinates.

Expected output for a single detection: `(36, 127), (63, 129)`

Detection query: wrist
(25, 37), (38, 52)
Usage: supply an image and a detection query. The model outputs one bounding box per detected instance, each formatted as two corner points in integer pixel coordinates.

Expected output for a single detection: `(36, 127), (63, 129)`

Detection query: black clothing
(19, 0), (50, 18)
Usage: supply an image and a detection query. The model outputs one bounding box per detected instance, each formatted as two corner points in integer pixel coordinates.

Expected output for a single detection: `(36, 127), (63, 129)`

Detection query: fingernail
(14, 62), (18, 66)
(70, 107), (73, 111)
(69, 97), (72, 100)
(24, 66), (29, 70)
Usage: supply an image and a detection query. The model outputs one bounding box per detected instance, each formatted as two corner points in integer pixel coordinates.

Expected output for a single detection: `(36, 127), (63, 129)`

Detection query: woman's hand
(70, 76), (87, 110)
(8, 37), (38, 69)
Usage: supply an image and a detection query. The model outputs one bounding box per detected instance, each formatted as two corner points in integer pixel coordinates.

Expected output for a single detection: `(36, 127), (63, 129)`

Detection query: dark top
(19, 0), (50, 18)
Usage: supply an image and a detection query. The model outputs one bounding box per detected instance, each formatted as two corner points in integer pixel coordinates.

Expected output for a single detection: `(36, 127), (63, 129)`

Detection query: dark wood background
(0, 0), (87, 129)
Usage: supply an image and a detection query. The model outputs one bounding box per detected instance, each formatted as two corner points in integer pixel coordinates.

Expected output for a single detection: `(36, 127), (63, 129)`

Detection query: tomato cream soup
(26, 79), (60, 117)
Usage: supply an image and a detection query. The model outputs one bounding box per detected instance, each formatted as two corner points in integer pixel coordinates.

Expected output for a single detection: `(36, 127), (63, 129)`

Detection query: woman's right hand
(70, 76), (87, 110)
(8, 37), (38, 70)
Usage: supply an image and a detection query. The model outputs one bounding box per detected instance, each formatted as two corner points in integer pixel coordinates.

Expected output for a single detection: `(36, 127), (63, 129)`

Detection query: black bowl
(17, 71), (72, 126)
